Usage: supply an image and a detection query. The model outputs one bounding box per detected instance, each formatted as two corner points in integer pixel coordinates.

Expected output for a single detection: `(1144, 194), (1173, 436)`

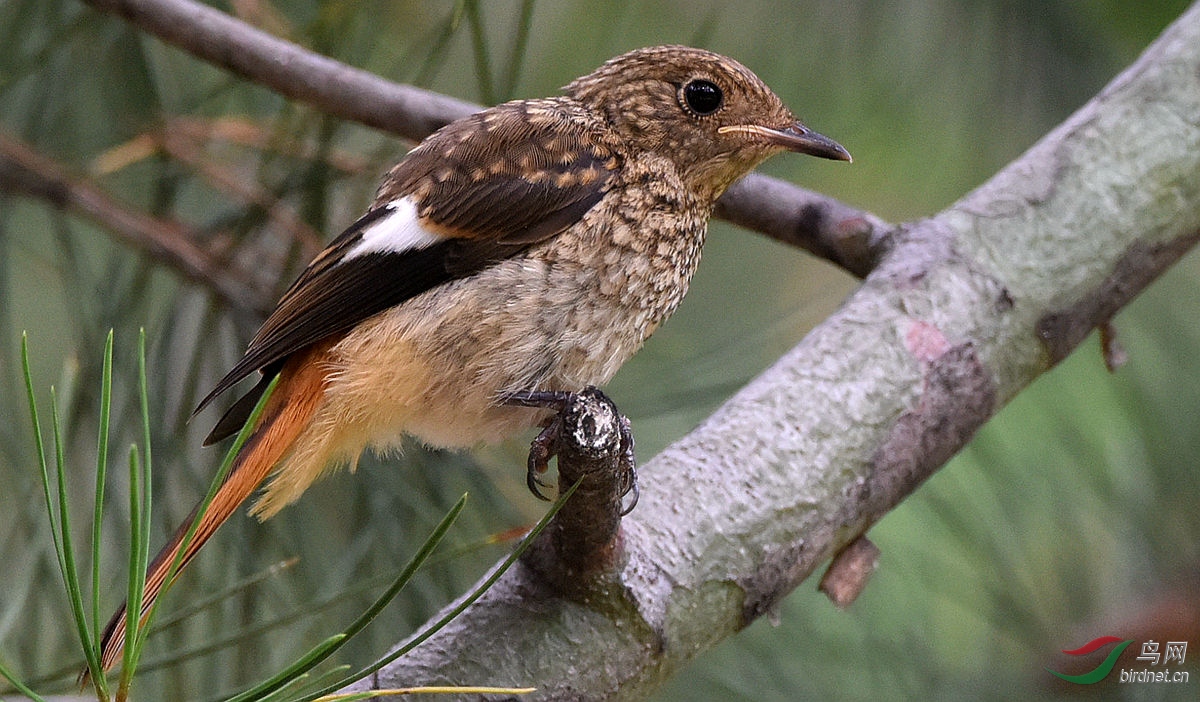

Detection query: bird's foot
(503, 389), (573, 502)
(526, 413), (562, 501)
(502, 386), (638, 512)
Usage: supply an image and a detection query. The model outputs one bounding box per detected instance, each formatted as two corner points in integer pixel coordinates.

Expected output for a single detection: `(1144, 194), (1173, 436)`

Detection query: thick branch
(343, 4), (1200, 699)
(81, 0), (893, 276)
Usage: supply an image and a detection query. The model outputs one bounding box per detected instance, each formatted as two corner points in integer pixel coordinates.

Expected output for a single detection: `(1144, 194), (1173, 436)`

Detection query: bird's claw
(618, 471), (639, 515)
(502, 389), (573, 501)
(527, 471), (555, 502)
(617, 413), (639, 515)
(525, 417), (560, 502)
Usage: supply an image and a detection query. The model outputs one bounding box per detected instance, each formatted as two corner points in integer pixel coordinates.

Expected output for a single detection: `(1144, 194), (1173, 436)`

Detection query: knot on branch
(818, 536), (880, 608)
(558, 387), (625, 461)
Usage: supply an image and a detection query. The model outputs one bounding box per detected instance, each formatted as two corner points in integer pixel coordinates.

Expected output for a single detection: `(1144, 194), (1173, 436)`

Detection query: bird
(95, 44), (850, 672)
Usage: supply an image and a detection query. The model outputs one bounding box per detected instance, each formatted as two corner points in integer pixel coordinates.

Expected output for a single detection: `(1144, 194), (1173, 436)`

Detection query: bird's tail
(93, 344), (329, 675)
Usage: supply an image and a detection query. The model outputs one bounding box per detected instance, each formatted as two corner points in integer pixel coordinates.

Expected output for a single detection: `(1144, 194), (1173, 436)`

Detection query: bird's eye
(681, 79), (723, 116)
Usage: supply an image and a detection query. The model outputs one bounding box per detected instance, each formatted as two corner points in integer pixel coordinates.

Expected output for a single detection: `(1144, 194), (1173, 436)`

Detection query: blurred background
(1, 0), (1197, 700)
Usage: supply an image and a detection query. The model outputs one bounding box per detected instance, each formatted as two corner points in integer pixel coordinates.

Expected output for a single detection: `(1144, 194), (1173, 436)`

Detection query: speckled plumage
(229, 45), (852, 515)
(288, 152), (706, 513)
(97, 45), (849, 672)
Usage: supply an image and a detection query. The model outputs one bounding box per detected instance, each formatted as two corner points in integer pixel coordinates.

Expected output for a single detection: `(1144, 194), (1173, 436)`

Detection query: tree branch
(38, 0), (1200, 698)
(714, 174), (892, 277)
(80, 0), (894, 278)
(0, 130), (272, 314)
(338, 4), (1200, 698)
(84, 0), (479, 139)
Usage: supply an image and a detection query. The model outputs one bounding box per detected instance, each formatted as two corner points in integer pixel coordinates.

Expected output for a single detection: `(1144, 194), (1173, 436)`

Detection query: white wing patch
(344, 197), (443, 260)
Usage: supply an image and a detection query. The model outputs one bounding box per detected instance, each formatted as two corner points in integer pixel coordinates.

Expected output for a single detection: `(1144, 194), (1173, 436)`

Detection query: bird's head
(565, 45), (850, 203)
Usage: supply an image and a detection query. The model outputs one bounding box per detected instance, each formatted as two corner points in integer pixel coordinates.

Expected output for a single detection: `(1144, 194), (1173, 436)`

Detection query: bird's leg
(501, 387), (638, 509)
(502, 389), (574, 501)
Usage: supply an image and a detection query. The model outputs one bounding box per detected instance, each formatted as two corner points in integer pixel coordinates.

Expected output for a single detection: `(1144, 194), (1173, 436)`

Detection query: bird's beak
(719, 122), (852, 162)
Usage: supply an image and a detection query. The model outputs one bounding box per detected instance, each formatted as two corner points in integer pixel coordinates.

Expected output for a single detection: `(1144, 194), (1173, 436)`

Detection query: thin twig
(82, 0), (480, 140)
(0, 131), (271, 314)
(716, 173), (894, 277)
(154, 125), (327, 258)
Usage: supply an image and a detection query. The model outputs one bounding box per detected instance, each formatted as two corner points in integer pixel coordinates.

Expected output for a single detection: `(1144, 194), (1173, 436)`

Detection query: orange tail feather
(94, 345), (329, 674)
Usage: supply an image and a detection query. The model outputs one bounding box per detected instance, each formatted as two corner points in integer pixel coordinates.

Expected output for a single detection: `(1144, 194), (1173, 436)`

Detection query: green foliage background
(1, 1), (1196, 700)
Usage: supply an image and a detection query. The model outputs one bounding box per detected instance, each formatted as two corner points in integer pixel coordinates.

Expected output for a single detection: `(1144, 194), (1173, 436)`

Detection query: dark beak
(721, 122), (852, 162)
(767, 122), (852, 161)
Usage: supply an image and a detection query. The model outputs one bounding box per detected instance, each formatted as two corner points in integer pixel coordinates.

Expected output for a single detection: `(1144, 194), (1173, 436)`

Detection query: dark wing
(378, 99), (621, 244)
(197, 100), (620, 440)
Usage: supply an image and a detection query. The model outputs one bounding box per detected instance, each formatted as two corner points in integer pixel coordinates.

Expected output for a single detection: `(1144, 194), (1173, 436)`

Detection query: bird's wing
(196, 100), (621, 431)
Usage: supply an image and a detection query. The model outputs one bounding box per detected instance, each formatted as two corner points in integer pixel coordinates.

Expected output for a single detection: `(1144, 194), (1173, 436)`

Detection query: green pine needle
(226, 495), (469, 702)
(89, 330), (114, 672)
(21, 333), (107, 697)
(0, 656), (49, 702)
(297, 478), (581, 701)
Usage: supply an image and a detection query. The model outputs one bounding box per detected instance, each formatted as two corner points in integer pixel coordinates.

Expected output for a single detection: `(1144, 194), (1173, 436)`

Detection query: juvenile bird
(97, 44), (850, 670)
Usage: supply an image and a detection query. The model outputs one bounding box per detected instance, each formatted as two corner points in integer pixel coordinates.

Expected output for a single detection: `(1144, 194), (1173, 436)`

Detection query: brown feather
(376, 99), (620, 240)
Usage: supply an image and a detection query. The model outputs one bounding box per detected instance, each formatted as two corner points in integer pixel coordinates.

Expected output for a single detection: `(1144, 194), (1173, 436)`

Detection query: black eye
(682, 79), (723, 116)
